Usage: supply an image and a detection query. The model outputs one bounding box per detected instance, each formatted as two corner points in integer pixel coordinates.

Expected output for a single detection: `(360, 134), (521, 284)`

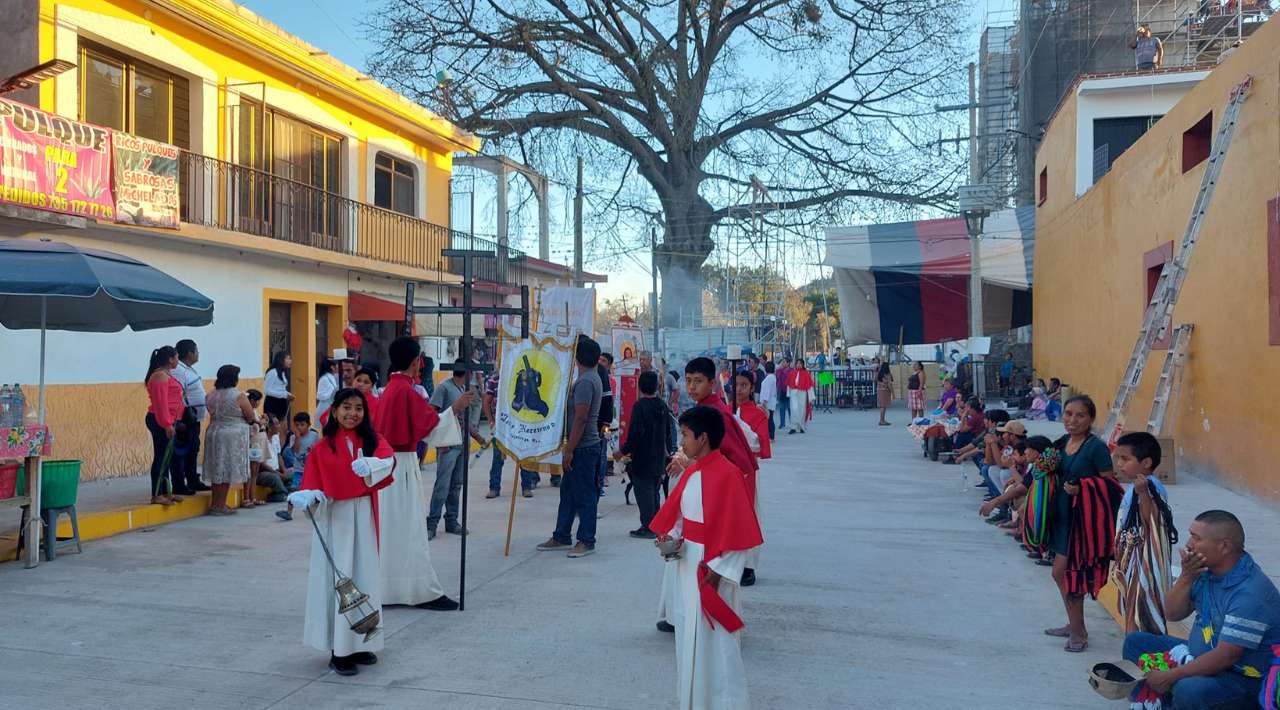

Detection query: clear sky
(237, 0), (1016, 305)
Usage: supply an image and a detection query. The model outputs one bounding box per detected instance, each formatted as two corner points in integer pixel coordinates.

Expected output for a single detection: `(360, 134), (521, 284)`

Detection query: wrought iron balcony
(178, 151), (525, 287)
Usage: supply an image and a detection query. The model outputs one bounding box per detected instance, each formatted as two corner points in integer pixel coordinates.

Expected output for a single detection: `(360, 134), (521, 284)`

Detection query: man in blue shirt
(1123, 509), (1280, 708)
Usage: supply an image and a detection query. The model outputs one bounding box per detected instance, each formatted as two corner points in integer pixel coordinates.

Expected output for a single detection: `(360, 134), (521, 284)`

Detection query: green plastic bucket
(17, 460), (81, 509)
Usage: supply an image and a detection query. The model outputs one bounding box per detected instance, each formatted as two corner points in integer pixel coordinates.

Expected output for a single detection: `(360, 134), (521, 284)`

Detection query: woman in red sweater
(145, 346), (185, 506)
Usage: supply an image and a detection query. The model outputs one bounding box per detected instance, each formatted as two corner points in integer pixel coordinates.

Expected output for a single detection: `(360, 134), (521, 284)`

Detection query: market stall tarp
(822, 207), (1034, 345)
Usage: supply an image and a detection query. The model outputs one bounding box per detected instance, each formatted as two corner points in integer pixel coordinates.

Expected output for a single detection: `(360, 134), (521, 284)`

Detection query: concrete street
(0, 406), (1173, 709)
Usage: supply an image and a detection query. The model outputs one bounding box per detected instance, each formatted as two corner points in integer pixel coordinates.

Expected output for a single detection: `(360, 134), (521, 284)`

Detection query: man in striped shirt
(1122, 509), (1280, 707)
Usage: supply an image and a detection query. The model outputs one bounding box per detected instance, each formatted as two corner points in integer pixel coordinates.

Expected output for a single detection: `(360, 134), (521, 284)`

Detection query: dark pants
(767, 409), (776, 440)
(1123, 632), (1261, 709)
(429, 445), (465, 530)
(777, 395), (789, 427)
(631, 467), (661, 531)
(179, 420), (202, 489)
(553, 442), (602, 547)
(263, 395), (289, 421)
(488, 447), (537, 492)
(144, 413), (179, 497)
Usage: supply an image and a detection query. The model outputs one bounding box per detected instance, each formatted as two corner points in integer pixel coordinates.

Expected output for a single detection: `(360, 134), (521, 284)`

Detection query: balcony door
(236, 100), (343, 246)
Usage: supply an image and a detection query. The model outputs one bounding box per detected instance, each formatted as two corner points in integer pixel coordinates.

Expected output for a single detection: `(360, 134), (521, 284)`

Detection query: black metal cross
(403, 248), (530, 611)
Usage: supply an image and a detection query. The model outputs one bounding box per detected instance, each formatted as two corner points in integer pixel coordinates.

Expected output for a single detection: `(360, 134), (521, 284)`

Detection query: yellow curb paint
(2, 441), (489, 563)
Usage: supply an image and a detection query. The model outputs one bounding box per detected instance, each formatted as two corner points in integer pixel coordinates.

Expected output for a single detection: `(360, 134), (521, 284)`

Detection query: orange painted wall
(1032, 17), (1280, 501)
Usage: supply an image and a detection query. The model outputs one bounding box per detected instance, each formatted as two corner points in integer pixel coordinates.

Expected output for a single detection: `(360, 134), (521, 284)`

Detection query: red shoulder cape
(698, 394), (758, 500)
(300, 429), (396, 538)
(649, 450), (763, 632)
(377, 373), (439, 452)
(737, 401), (771, 460)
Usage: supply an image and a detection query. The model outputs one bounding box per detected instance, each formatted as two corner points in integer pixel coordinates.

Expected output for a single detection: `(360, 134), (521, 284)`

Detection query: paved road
(0, 406), (1123, 709)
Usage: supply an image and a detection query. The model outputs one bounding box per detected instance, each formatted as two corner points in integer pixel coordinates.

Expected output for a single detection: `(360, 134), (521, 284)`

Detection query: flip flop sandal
(1035, 558), (1054, 566)
(240, 500), (257, 509)
(1044, 626), (1072, 637)
(1064, 638), (1088, 653)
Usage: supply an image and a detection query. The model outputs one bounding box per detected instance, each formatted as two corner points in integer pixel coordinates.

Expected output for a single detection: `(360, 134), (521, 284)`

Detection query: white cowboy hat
(331, 348), (353, 361)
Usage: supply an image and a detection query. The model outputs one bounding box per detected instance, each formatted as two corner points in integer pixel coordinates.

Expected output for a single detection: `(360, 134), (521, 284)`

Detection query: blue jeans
(487, 446), (538, 492)
(1122, 632), (1261, 709)
(553, 441), (602, 547)
(428, 445), (465, 530)
(767, 409), (776, 440)
(777, 395), (789, 427)
(596, 442), (609, 494)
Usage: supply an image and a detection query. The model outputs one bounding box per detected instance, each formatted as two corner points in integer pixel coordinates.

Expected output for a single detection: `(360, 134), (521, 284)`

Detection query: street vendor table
(1, 425), (50, 568)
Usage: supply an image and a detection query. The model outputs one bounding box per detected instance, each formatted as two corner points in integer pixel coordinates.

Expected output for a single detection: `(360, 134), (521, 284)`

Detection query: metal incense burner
(306, 508), (381, 642)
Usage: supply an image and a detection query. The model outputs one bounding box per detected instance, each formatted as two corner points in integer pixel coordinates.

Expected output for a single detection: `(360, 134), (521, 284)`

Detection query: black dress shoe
(629, 528), (657, 539)
(656, 620), (675, 633)
(415, 595), (459, 611)
(329, 654), (358, 676)
(740, 568), (756, 587)
(171, 486), (196, 496)
(189, 483), (212, 492)
(349, 651), (377, 665)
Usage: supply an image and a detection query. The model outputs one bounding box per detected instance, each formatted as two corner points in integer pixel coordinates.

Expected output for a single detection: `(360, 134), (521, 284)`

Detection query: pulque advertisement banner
(0, 98), (115, 220)
(493, 327), (576, 467)
(112, 131), (180, 228)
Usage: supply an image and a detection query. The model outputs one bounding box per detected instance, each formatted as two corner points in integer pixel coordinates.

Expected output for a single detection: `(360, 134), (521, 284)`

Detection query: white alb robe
(657, 467), (684, 625)
(788, 389), (809, 432)
(669, 469), (753, 710)
(303, 497), (383, 656)
(378, 452), (445, 604)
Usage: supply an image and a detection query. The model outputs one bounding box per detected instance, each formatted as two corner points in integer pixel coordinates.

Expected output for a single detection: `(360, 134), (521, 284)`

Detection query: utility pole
(650, 225), (660, 356)
(967, 61), (987, 400)
(573, 156), (584, 287)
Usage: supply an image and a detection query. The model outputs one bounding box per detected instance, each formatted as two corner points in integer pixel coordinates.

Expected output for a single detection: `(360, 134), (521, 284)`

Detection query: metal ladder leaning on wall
(1099, 76), (1253, 448)
(1145, 323), (1193, 436)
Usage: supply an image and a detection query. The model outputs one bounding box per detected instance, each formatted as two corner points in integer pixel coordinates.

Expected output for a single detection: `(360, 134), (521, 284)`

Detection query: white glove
(1169, 644), (1194, 665)
(351, 458), (373, 477)
(287, 489), (328, 509)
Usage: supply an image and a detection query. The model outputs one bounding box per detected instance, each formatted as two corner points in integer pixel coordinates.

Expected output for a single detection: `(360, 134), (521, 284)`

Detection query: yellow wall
(37, 0), (469, 229)
(1032, 17), (1280, 501)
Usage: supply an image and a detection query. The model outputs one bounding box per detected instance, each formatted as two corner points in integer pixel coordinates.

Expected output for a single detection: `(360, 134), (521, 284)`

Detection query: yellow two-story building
(0, 0), (509, 480)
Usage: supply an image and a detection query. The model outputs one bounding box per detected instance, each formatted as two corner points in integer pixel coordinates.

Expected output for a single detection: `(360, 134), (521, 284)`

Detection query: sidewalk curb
(1, 440), (489, 563)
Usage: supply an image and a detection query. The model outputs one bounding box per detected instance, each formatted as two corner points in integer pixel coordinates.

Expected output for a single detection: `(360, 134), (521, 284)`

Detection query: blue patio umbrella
(0, 238), (213, 560)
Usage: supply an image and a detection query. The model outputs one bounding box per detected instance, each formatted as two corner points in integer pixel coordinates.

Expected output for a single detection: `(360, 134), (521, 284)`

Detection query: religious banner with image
(611, 325), (644, 375)
(0, 98), (114, 220)
(493, 327), (576, 467)
(112, 131), (180, 228)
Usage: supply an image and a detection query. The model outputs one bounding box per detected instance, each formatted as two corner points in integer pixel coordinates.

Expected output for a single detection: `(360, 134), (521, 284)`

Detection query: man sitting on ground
(1122, 509), (1280, 708)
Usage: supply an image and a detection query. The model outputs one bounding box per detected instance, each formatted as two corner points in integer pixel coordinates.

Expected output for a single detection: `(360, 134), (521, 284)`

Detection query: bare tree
(367, 0), (967, 324)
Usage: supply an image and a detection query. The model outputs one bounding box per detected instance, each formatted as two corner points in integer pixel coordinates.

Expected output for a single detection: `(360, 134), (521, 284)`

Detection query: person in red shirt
(289, 387), (395, 676)
(733, 372), (771, 461)
(145, 345), (184, 506)
(786, 359), (815, 434)
(671, 357), (757, 502)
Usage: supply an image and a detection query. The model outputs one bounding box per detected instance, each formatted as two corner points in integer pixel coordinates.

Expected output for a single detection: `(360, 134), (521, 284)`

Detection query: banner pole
(504, 452), (519, 557)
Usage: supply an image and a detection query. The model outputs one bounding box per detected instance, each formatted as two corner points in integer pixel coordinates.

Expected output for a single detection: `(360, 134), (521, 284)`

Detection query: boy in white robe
(651, 405), (763, 710)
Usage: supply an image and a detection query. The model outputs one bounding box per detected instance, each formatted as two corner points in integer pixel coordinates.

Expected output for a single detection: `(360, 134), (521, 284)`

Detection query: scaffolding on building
(978, 25), (1020, 210)
(1007, 0), (1272, 206)
(688, 176), (791, 358)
